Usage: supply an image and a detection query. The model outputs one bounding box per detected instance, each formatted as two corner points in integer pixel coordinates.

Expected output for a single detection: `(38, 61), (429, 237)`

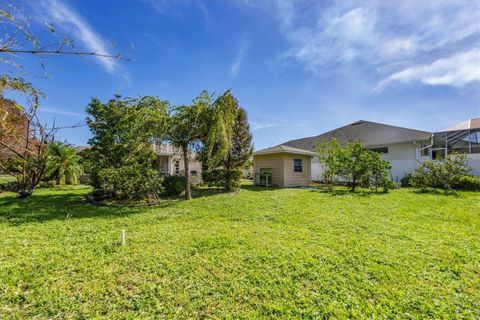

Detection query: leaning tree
(167, 90), (237, 200)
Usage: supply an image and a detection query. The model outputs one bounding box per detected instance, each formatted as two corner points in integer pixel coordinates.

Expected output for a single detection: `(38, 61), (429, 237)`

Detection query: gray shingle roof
(283, 120), (432, 151)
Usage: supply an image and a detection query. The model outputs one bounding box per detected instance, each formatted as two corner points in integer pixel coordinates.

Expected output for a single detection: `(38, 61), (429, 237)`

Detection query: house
(153, 144), (202, 180)
(252, 145), (317, 187)
(253, 119), (480, 187)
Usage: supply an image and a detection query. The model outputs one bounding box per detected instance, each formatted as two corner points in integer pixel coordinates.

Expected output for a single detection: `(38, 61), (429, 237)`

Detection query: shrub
(400, 174), (412, 187)
(92, 167), (163, 201)
(410, 154), (472, 190)
(162, 175), (186, 196)
(456, 175), (480, 191)
(203, 169), (243, 192)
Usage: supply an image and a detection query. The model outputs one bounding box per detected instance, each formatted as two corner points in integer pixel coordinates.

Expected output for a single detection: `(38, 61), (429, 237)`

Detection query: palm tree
(46, 142), (83, 186)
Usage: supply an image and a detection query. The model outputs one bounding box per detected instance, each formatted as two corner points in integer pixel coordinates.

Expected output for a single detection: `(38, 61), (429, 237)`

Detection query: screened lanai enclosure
(429, 118), (480, 175)
(431, 118), (480, 157)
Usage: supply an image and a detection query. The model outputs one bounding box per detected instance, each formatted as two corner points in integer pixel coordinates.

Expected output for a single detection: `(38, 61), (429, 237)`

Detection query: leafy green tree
(84, 95), (169, 201)
(317, 138), (343, 184)
(201, 100), (253, 191)
(168, 90), (237, 200)
(318, 138), (393, 192)
(45, 142), (83, 186)
(361, 150), (393, 192)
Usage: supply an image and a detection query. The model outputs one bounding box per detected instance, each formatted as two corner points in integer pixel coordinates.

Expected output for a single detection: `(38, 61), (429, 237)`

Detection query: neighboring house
(153, 144), (202, 180)
(253, 119), (480, 187)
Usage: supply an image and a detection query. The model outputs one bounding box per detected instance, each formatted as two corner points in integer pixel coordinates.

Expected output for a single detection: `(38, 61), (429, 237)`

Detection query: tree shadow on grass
(411, 188), (461, 197)
(0, 189), (177, 226)
(240, 184), (280, 192)
(307, 185), (388, 197)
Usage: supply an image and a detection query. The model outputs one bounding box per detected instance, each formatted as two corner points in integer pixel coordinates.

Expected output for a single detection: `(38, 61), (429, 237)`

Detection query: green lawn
(0, 184), (479, 319)
(0, 174), (15, 184)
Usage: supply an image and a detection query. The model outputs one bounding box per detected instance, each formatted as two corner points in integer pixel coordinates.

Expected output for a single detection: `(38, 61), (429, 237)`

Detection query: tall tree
(201, 99), (253, 191)
(167, 90), (237, 200)
(84, 95), (169, 201)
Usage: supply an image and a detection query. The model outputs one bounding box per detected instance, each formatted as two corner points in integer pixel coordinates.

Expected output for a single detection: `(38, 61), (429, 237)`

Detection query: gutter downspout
(416, 134), (434, 161)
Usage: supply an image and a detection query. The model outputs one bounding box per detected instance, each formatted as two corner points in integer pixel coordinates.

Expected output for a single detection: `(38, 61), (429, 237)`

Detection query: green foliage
(203, 168), (243, 191)
(410, 154), (472, 190)
(161, 175), (186, 196)
(400, 173), (412, 187)
(45, 142), (83, 186)
(201, 99), (253, 192)
(456, 175), (480, 191)
(168, 90), (239, 199)
(0, 185), (479, 318)
(318, 139), (393, 192)
(96, 167), (163, 201)
(84, 95), (169, 201)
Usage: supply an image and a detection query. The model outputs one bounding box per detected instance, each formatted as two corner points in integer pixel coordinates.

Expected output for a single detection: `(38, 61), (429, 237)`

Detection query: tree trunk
(182, 144), (191, 200)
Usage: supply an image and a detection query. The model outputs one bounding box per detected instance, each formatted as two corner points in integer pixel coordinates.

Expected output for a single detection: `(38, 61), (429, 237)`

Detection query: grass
(0, 183), (479, 319)
(0, 174), (15, 184)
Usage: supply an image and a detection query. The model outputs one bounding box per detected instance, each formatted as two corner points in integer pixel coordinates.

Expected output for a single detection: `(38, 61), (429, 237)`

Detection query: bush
(410, 154), (472, 190)
(456, 175), (480, 191)
(400, 174), (412, 187)
(203, 168), (242, 192)
(162, 175), (186, 196)
(91, 167), (163, 201)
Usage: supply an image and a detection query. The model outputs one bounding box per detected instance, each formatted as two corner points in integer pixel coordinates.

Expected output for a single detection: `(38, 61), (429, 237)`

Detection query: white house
(253, 119), (480, 187)
(153, 144), (202, 181)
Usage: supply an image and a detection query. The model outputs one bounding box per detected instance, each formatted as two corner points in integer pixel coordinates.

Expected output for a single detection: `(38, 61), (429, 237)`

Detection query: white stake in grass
(120, 229), (126, 246)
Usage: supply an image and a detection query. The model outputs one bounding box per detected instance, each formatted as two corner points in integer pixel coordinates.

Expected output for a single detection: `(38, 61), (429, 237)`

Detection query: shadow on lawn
(0, 189), (177, 226)
(307, 185), (388, 197)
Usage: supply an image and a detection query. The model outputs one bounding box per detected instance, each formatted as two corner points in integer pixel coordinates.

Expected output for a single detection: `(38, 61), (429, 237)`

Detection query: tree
(201, 98), (253, 191)
(318, 138), (393, 192)
(362, 150), (393, 192)
(0, 77), (54, 198)
(84, 95), (169, 201)
(167, 90), (237, 200)
(0, 4), (123, 74)
(45, 142), (83, 186)
(0, 3), (124, 197)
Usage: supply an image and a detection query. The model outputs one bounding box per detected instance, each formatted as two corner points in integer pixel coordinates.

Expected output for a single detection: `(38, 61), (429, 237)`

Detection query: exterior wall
(381, 143), (422, 182)
(253, 154), (312, 187)
(253, 154), (284, 186)
(282, 154), (312, 187)
(311, 142), (425, 182)
(155, 144), (203, 183)
(467, 154), (480, 176)
(451, 154), (480, 177)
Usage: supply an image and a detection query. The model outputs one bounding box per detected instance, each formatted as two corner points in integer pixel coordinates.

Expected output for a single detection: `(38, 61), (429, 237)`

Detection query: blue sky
(5, 0), (480, 149)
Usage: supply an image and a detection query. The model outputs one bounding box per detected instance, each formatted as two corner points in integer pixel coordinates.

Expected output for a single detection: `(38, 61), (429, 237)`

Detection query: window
(294, 159), (302, 172)
(190, 170), (197, 176)
(369, 147), (389, 154)
(174, 160), (180, 175)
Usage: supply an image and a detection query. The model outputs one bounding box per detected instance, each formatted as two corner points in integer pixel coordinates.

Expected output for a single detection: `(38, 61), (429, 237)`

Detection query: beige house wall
(253, 154), (284, 186)
(253, 153), (312, 187)
(282, 154), (312, 187)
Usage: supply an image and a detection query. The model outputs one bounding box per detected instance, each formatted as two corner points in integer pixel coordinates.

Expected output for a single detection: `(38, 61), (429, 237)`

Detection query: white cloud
(230, 37), (249, 77)
(375, 49), (480, 91)
(38, 106), (84, 118)
(261, 0), (480, 89)
(250, 121), (281, 130)
(38, 0), (118, 73)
